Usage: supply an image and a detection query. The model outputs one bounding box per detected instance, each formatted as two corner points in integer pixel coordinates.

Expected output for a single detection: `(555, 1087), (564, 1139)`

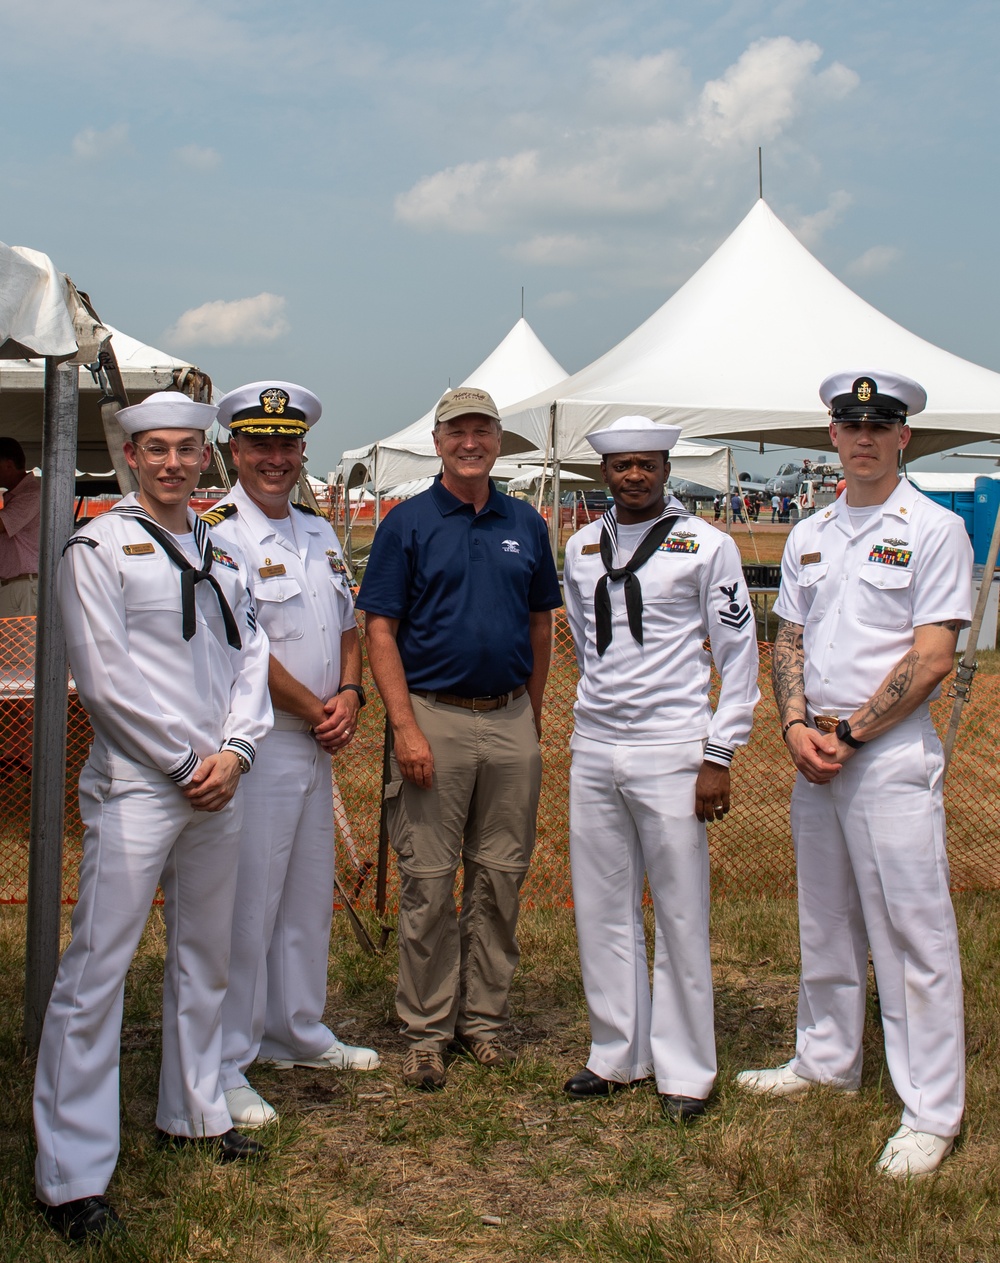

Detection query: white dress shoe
(876, 1125), (954, 1178)
(735, 1062), (814, 1097)
(261, 1035), (381, 1072)
(224, 1085), (277, 1129)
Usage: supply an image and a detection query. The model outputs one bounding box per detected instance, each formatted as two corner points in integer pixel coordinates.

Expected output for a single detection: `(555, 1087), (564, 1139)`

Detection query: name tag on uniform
(122, 542), (155, 556)
(800, 552), (821, 565)
(259, 563), (287, 578)
(581, 543), (601, 555)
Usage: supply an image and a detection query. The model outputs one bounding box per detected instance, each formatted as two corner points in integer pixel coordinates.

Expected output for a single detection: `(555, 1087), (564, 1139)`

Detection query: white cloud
(789, 190), (853, 248)
(847, 245), (902, 277)
(165, 294), (288, 347)
(174, 144), (221, 171)
(394, 37), (860, 263)
(72, 122), (129, 161)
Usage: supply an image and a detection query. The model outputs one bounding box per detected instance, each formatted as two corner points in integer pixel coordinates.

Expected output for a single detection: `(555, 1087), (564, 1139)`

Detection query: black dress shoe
(659, 1093), (707, 1122)
(157, 1127), (268, 1163)
(563, 1067), (629, 1098)
(38, 1195), (123, 1243)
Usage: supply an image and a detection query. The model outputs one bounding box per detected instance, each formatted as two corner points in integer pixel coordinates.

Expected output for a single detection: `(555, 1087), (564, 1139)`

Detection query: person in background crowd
(730, 491), (744, 523)
(33, 393), (272, 1244)
(357, 387), (561, 1092)
(737, 371), (972, 1179)
(0, 437), (41, 617)
(205, 381), (380, 1134)
(771, 493), (781, 523)
(562, 416), (759, 1121)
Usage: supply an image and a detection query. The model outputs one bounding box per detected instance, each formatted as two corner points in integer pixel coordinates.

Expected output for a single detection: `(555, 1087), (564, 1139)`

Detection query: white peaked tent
(340, 316), (569, 494)
(1, 323), (211, 474)
(500, 199), (1000, 463)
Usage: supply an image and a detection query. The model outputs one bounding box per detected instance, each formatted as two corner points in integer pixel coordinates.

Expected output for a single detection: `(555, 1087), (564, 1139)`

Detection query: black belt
(411, 684), (527, 712)
(0, 573), (38, 586)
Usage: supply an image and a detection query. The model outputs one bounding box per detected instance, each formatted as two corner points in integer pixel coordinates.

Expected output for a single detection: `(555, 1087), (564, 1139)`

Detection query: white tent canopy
(500, 200), (1000, 463)
(340, 316), (568, 492)
(1, 322), (210, 474)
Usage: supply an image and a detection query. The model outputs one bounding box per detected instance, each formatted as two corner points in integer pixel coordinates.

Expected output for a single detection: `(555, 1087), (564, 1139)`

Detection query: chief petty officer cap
(820, 370), (927, 422)
(216, 381), (322, 437)
(586, 415), (683, 456)
(116, 390), (218, 436)
(434, 387), (501, 428)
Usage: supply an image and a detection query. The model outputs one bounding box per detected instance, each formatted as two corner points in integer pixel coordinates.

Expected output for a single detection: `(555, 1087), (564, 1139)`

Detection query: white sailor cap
(586, 415), (683, 456)
(216, 381), (322, 437)
(820, 371), (926, 422)
(116, 391), (218, 436)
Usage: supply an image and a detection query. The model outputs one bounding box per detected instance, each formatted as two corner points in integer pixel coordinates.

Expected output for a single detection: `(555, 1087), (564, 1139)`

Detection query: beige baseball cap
(434, 387), (501, 428)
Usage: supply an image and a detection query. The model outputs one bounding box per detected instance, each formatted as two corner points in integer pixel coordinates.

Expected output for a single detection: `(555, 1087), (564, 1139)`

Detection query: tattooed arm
(842, 621), (961, 750)
(772, 618), (844, 784)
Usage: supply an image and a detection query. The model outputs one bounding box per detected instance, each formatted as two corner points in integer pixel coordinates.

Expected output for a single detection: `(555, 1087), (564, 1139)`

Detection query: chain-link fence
(3, 613), (1000, 907)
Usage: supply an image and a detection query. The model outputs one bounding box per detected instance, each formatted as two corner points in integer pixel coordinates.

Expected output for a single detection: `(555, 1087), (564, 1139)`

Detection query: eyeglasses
(135, 443), (206, 464)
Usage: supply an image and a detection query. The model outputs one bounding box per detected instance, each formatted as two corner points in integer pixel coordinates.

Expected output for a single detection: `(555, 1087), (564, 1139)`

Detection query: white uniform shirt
(207, 482), (356, 705)
(564, 500), (760, 762)
(773, 478), (973, 716)
(58, 493), (272, 785)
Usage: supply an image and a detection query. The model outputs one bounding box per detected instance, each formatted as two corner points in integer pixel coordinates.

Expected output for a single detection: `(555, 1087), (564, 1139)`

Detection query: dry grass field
(3, 896), (1000, 1262)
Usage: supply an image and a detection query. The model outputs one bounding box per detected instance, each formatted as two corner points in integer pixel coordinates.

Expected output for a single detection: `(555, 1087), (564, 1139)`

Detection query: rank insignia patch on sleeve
(717, 582), (752, 630)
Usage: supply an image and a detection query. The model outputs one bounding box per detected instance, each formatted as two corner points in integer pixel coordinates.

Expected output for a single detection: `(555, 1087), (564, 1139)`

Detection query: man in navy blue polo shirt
(357, 386), (560, 1091)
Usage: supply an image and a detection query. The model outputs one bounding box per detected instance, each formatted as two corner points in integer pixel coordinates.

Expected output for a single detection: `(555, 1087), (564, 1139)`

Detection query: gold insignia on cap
(856, 379), (873, 402)
(260, 387), (289, 416)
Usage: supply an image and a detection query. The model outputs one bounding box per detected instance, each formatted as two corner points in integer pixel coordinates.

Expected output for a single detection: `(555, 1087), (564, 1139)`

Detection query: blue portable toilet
(973, 477), (1000, 566)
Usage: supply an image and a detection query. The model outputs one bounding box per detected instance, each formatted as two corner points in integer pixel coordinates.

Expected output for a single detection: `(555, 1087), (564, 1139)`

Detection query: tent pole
(373, 447), (381, 529)
(546, 404), (559, 559)
(725, 451), (732, 532)
(24, 359), (78, 1054)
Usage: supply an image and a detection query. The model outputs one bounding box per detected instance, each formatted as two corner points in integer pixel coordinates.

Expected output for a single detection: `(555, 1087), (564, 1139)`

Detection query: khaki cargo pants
(385, 690), (542, 1047)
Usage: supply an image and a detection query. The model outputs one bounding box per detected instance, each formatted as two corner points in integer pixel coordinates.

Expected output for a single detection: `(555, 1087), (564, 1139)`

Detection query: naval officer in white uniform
(33, 392), (273, 1244)
(737, 371), (972, 1179)
(563, 416), (760, 1121)
(207, 382), (379, 1131)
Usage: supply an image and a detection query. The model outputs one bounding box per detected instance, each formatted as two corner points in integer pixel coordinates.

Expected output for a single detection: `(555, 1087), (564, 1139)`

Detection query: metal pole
(24, 359), (78, 1053)
(546, 404), (558, 558)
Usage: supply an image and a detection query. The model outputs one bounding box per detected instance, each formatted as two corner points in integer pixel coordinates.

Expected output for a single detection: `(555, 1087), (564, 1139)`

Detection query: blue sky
(2, 0), (998, 476)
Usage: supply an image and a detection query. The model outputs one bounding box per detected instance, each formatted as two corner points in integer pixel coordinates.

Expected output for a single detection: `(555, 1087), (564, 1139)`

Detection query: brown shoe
(401, 1047), (446, 1091)
(454, 1034), (512, 1068)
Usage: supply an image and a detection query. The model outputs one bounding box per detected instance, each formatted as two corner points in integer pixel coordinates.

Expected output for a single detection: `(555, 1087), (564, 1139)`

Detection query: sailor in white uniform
(207, 382), (378, 1132)
(33, 392), (272, 1244)
(562, 416), (760, 1121)
(737, 371), (972, 1179)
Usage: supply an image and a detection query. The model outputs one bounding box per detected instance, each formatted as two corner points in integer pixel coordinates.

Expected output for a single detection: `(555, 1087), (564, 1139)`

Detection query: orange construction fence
(3, 613), (1000, 908)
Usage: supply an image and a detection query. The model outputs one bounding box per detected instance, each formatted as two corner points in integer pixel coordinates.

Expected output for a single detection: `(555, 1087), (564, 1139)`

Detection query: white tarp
(341, 316), (568, 491)
(0, 243), (85, 360)
(500, 200), (1000, 463)
(1, 323), (208, 472)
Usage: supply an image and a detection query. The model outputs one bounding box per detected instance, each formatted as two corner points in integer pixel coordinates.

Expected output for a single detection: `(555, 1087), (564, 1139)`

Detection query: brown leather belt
(0, 573), (38, 587)
(813, 715), (840, 734)
(411, 684), (527, 712)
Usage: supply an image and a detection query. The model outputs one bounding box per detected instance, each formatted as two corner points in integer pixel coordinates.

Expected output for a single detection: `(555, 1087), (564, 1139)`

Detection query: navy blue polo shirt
(356, 476), (561, 696)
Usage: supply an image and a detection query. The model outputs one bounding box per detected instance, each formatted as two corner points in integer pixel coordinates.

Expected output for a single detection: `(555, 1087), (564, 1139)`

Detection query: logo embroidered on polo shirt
(501, 539), (521, 553)
(868, 543), (912, 567)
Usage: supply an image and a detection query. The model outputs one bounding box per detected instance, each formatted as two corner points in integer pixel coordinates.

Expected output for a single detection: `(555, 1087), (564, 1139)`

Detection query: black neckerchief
(112, 502), (242, 649)
(594, 507), (678, 656)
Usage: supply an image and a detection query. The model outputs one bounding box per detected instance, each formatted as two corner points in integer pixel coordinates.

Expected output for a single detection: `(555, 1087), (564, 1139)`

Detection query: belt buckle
(814, 715), (840, 734)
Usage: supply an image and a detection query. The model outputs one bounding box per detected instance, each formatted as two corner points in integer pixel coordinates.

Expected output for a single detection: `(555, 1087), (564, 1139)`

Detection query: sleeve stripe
(704, 742), (735, 767)
(168, 750), (199, 784)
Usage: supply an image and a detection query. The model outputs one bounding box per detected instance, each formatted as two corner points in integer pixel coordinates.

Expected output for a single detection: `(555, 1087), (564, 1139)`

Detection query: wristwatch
(835, 718), (865, 749)
(337, 683), (367, 707)
(233, 752), (252, 774)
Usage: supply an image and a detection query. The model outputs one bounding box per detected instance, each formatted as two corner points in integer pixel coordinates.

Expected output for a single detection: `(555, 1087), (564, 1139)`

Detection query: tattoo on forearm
(772, 620), (806, 722)
(854, 649), (919, 728)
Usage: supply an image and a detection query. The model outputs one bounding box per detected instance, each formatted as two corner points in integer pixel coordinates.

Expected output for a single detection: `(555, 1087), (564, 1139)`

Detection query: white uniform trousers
(789, 708), (965, 1137)
(220, 729), (336, 1087)
(34, 758), (242, 1204)
(569, 735), (716, 1099)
